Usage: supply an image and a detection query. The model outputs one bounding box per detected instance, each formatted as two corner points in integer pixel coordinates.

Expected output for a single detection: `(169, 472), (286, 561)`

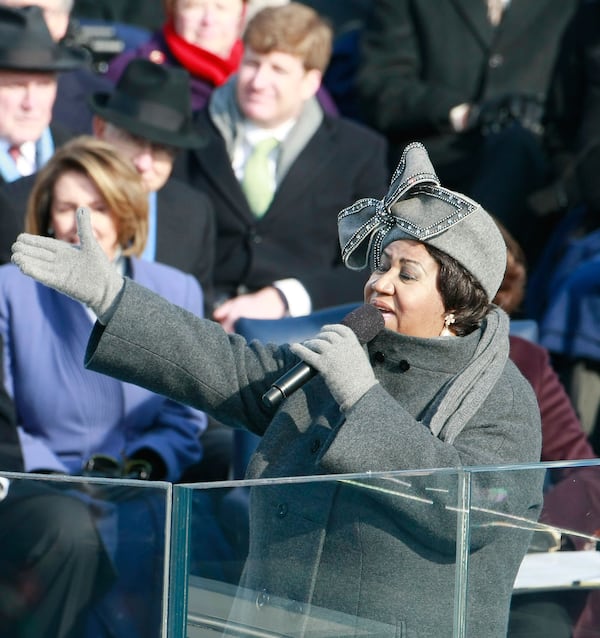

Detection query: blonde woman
(1, 136), (207, 638)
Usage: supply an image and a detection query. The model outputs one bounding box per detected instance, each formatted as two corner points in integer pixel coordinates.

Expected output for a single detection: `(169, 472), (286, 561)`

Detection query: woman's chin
(381, 313), (396, 332)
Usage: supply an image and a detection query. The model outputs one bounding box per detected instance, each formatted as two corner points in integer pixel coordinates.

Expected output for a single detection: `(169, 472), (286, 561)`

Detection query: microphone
(262, 304), (385, 409)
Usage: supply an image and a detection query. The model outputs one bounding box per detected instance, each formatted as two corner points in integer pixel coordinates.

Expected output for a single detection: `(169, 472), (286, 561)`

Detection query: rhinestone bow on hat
(337, 142), (507, 301)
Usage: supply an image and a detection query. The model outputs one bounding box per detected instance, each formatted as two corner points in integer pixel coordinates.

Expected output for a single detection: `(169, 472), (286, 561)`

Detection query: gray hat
(338, 142), (507, 301)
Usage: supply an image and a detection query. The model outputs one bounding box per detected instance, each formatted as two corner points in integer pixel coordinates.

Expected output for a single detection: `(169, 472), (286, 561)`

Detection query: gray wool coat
(85, 280), (543, 638)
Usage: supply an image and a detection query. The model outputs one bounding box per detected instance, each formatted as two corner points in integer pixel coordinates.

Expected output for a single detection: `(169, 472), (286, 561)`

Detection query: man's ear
(300, 68), (323, 101)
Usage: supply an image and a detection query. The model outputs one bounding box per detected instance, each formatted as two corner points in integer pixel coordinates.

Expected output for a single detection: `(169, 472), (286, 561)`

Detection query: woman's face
(363, 240), (447, 337)
(174, 0), (245, 57)
(50, 170), (120, 262)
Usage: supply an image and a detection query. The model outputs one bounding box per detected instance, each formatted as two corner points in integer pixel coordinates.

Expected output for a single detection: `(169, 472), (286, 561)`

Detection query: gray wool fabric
(338, 141), (507, 301)
(11, 208), (124, 323)
(84, 279), (544, 638)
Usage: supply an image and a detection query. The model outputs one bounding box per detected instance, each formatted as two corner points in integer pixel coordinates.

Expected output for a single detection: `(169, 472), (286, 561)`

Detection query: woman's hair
(492, 217), (527, 316)
(425, 244), (491, 336)
(243, 2), (332, 73)
(25, 136), (148, 257)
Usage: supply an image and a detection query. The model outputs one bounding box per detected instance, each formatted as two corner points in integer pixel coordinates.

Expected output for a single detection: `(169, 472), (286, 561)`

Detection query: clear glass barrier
(174, 469), (463, 638)
(497, 460), (600, 638)
(0, 471), (172, 638)
(4, 461), (600, 637)
(171, 460), (600, 638)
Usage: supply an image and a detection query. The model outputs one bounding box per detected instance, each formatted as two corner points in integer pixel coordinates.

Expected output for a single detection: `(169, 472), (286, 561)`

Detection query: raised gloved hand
(290, 324), (378, 411)
(11, 207), (124, 323)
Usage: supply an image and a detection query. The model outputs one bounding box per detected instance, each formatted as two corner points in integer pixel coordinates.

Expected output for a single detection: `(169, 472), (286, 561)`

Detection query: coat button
(310, 439), (321, 453)
(488, 53), (504, 68)
(277, 503), (288, 518)
(373, 351), (385, 363)
(398, 360), (410, 372)
(256, 588), (270, 608)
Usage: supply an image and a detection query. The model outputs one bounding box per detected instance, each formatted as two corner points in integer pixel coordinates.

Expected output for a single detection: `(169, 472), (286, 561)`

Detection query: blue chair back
(234, 302), (361, 346)
(509, 319), (538, 343)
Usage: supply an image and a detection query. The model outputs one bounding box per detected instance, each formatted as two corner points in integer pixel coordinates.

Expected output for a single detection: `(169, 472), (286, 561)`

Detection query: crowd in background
(1, 1), (600, 637)
(61, 0), (600, 457)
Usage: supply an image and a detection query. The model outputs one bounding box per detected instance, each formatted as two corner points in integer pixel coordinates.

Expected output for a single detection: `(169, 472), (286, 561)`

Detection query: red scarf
(163, 20), (244, 87)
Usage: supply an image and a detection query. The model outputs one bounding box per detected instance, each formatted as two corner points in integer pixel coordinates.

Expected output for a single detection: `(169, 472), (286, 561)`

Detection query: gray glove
(290, 324), (378, 411)
(11, 207), (124, 323)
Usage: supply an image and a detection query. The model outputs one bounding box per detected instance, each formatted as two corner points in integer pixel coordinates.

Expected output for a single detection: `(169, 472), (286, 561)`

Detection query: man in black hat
(0, 0), (114, 135)
(0, 4), (84, 183)
(89, 58), (216, 308)
(0, 57), (217, 311)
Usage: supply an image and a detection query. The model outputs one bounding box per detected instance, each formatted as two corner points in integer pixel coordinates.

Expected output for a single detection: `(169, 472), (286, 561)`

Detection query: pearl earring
(440, 312), (456, 337)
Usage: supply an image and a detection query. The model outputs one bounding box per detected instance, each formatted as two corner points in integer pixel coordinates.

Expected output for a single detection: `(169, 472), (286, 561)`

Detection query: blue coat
(0, 258), (206, 482)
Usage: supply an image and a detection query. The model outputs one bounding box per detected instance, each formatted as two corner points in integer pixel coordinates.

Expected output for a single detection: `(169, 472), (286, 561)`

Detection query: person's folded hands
(290, 324), (377, 411)
(11, 206), (124, 323)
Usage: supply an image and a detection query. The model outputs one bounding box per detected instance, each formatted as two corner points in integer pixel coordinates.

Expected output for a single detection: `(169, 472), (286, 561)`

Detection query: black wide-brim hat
(0, 5), (87, 72)
(89, 58), (205, 149)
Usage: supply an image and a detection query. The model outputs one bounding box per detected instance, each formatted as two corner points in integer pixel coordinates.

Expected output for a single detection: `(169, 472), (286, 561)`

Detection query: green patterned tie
(242, 137), (279, 217)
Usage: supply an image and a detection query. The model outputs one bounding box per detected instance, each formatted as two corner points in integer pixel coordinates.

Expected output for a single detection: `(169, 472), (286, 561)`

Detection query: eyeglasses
(106, 125), (178, 160)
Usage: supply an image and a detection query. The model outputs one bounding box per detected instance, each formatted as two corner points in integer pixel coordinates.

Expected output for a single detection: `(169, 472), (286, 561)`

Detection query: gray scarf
(208, 76), (323, 184)
(424, 307), (510, 444)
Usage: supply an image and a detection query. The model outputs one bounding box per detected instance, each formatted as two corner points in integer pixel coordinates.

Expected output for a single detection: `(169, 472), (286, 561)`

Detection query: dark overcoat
(173, 110), (389, 309)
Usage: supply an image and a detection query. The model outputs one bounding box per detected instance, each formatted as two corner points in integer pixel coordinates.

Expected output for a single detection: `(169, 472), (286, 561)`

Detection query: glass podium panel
(503, 460), (600, 638)
(171, 460), (600, 637)
(172, 469), (465, 638)
(5, 460), (600, 637)
(0, 471), (172, 638)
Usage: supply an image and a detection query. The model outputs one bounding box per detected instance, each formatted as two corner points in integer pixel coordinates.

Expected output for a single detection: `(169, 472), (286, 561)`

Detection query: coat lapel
(497, 0), (572, 47)
(154, 182), (183, 261)
(449, 0), (495, 50)
(192, 114), (254, 223)
(264, 121), (332, 220)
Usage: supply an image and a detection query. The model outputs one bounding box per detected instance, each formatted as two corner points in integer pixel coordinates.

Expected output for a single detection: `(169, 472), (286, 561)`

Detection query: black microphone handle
(261, 304), (384, 410)
(262, 361), (317, 409)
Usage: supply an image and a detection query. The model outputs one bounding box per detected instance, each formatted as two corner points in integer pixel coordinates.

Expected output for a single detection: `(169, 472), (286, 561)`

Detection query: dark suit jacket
(172, 110), (389, 310)
(53, 69), (114, 135)
(0, 174), (216, 309)
(356, 0), (578, 170)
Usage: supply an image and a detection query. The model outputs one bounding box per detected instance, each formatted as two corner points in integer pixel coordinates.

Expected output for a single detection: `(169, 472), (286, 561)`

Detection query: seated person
(105, 0), (248, 112)
(494, 219), (600, 638)
(0, 331), (112, 638)
(173, 2), (388, 332)
(0, 136), (208, 638)
(12, 140), (544, 638)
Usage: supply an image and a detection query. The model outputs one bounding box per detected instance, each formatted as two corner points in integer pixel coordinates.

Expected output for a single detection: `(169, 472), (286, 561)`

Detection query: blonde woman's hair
(25, 136), (149, 257)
